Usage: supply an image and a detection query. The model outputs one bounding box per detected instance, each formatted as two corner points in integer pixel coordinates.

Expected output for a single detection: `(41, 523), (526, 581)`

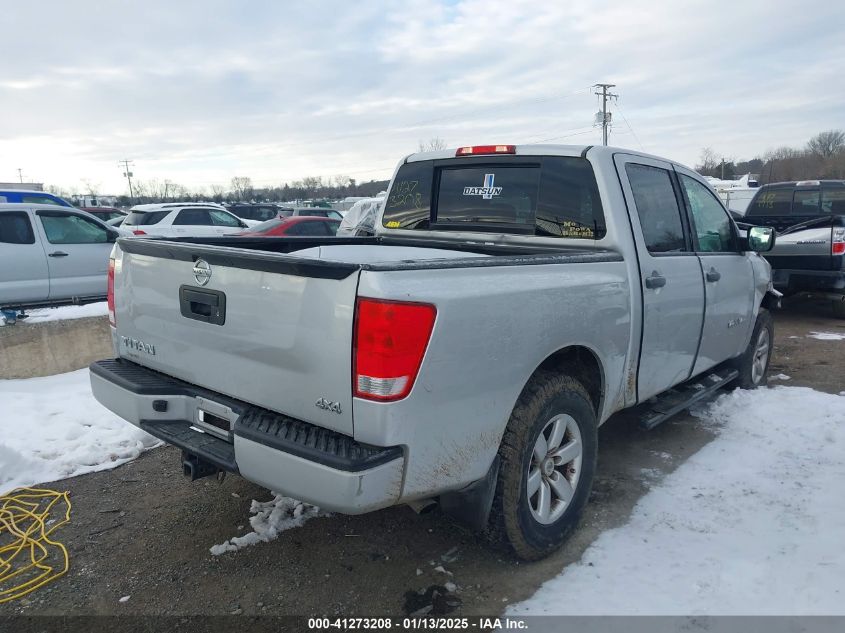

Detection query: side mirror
(747, 226), (775, 252)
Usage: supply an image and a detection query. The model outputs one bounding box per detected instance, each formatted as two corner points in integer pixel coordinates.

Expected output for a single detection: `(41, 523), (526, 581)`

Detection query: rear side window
(288, 221), (330, 236)
(124, 210), (170, 226)
(0, 212), (35, 244)
(822, 189), (845, 213)
(626, 164), (686, 253)
(209, 210), (241, 227)
(22, 195), (63, 206)
(747, 189), (793, 216)
(174, 209), (213, 225)
(382, 156), (605, 238)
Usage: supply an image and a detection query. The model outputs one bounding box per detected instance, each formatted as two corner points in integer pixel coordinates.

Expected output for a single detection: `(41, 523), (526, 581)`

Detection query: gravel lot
(6, 296), (845, 617)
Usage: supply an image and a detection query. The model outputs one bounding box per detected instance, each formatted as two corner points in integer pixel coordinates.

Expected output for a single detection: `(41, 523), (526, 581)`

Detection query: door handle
(48, 251), (69, 257)
(706, 268), (721, 282)
(645, 271), (666, 289)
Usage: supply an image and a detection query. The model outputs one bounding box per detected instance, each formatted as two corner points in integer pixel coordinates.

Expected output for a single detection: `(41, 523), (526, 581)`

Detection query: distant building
(0, 182), (43, 191)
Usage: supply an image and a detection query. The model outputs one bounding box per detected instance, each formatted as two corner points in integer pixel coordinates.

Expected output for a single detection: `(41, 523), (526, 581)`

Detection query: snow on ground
(210, 493), (325, 555)
(807, 331), (845, 341)
(1, 302), (108, 326)
(0, 369), (160, 495)
(770, 373), (791, 381)
(509, 386), (845, 616)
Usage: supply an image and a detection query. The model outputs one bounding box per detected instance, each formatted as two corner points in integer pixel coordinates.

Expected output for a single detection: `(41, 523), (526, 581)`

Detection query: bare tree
(696, 147), (719, 174)
(80, 178), (100, 196)
(230, 176), (253, 201)
(807, 130), (845, 159)
(209, 184), (225, 202)
(418, 137), (447, 152)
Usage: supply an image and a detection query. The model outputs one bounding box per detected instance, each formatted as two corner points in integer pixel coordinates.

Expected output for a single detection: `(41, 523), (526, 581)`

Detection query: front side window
(40, 214), (108, 244)
(822, 189), (845, 214)
(209, 210), (241, 227)
(0, 212), (35, 244)
(625, 164), (686, 253)
(793, 190), (820, 214)
(680, 175), (736, 253)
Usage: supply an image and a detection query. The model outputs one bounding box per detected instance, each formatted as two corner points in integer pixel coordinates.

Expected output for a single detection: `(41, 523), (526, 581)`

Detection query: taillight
(107, 258), (116, 327)
(132, 229), (146, 236)
(455, 144), (516, 156)
(833, 227), (845, 255)
(353, 298), (436, 402)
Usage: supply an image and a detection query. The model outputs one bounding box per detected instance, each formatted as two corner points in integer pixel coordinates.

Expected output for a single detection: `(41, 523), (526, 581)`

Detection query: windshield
(247, 218), (285, 233)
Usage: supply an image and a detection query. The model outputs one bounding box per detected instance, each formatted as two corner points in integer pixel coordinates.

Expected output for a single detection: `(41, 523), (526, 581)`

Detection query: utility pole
(17, 168), (23, 184)
(593, 83), (618, 146)
(721, 157), (725, 180)
(119, 159), (135, 201)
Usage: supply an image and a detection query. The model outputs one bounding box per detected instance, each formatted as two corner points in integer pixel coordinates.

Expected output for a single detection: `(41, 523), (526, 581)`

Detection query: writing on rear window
(382, 156), (605, 238)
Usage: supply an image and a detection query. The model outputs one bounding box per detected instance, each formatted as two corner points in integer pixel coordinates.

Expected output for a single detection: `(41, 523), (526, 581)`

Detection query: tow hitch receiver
(182, 452), (219, 481)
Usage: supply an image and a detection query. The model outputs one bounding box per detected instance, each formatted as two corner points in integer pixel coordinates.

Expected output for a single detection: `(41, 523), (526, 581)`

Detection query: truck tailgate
(113, 240), (360, 435)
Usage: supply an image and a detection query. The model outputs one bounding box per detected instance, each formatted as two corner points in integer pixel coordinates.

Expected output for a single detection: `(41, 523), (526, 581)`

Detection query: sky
(0, 0), (843, 195)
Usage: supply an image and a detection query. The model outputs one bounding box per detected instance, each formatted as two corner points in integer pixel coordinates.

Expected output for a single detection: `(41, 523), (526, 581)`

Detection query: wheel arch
(532, 345), (605, 419)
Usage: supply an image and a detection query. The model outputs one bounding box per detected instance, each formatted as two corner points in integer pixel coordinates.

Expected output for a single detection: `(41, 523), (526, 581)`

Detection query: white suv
(122, 203), (249, 237)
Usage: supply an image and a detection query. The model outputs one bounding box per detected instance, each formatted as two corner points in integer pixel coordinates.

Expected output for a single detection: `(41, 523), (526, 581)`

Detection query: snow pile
(509, 386), (845, 615)
(210, 493), (324, 555)
(23, 302), (109, 323)
(0, 369), (160, 494)
(807, 332), (845, 341)
(1, 302), (108, 326)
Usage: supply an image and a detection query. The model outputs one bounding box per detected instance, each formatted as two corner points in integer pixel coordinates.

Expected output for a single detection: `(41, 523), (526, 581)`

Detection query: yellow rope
(0, 487), (71, 603)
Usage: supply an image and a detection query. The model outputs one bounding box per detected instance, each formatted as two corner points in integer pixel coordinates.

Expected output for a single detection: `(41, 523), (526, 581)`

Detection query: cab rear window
(382, 156), (605, 239)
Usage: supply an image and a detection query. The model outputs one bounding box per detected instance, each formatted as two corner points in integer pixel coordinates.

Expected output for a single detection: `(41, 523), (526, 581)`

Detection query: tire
(731, 309), (774, 389)
(486, 371), (598, 560)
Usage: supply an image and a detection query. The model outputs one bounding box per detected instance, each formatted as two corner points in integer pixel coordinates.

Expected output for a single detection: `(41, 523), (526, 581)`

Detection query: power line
(615, 101), (644, 151)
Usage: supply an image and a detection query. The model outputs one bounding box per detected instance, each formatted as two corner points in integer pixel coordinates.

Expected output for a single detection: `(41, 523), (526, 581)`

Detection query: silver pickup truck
(90, 145), (778, 559)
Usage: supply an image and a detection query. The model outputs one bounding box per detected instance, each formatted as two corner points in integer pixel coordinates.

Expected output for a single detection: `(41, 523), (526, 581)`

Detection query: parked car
(226, 203), (292, 224)
(81, 206), (127, 223)
(742, 180), (845, 317)
(0, 203), (124, 309)
(279, 207), (343, 220)
(121, 203), (248, 237)
(0, 189), (74, 207)
(234, 216), (341, 237)
(106, 216), (127, 228)
(90, 144), (777, 560)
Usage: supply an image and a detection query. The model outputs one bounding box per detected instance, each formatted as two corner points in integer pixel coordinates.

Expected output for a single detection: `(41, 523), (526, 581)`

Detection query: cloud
(0, 0), (843, 193)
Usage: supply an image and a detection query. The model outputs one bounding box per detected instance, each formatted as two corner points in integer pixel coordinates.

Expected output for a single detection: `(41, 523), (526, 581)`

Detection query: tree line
(696, 129), (845, 183)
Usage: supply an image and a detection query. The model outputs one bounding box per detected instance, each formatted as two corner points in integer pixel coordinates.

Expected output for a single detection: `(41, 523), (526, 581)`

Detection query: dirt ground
(5, 296), (845, 617)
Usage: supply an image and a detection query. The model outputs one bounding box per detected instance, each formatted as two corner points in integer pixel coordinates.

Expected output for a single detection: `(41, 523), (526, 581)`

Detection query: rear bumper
(89, 359), (404, 514)
(772, 268), (845, 293)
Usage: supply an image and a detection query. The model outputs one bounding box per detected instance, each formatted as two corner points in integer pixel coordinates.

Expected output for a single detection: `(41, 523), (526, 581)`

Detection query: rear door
(615, 154), (705, 401)
(0, 210), (49, 304)
(675, 167), (755, 373)
(35, 209), (114, 299)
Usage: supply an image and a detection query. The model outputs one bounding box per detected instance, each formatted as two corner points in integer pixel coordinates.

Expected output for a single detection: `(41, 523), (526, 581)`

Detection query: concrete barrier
(0, 317), (113, 379)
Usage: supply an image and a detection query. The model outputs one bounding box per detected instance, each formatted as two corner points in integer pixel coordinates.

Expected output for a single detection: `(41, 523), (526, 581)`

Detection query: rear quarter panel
(353, 261), (631, 500)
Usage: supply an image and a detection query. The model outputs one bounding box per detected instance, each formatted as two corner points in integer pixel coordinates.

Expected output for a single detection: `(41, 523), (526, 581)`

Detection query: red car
(234, 215), (341, 237)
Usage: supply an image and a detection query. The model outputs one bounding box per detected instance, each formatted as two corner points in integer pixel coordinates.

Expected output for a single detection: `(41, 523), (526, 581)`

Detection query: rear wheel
(486, 372), (597, 560)
(731, 310), (774, 389)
